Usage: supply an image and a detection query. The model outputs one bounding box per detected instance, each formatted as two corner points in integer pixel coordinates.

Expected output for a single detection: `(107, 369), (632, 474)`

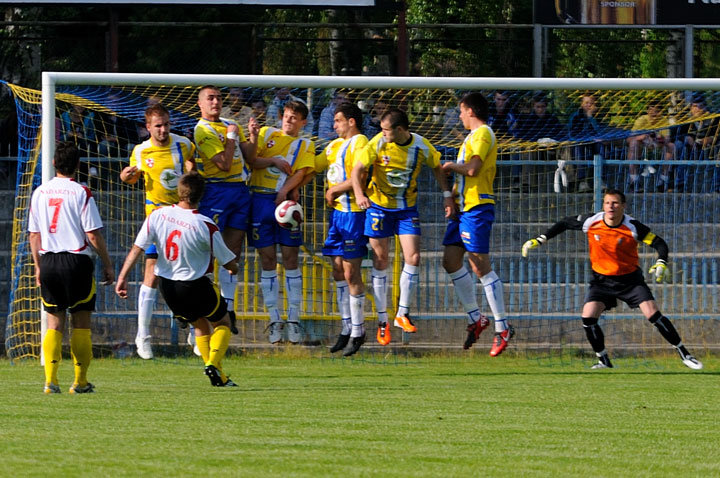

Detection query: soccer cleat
(463, 315), (490, 350)
(267, 321), (284, 344)
(44, 383), (61, 394)
(393, 315), (417, 333)
(135, 335), (153, 360)
(592, 354), (614, 369)
(343, 333), (366, 357)
(204, 364), (224, 387)
(377, 322), (391, 346)
(286, 321), (303, 344)
(677, 347), (703, 370)
(489, 326), (515, 357)
(68, 382), (95, 394)
(228, 310), (239, 335)
(329, 333), (350, 353)
(219, 377), (239, 387)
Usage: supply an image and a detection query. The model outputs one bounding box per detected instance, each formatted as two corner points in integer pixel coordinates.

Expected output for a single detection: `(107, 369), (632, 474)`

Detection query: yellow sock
(196, 334), (211, 364)
(208, 325), (231, 372)
(70, 328), (92, 386)
(42, 329), (63, 386)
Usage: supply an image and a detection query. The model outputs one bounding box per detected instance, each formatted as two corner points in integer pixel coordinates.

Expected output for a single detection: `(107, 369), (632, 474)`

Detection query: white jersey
(28, 177), (104, 256)
(134, 204), (235, 281)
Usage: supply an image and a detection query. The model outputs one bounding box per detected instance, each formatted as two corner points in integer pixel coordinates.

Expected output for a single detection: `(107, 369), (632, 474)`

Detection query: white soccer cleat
(187, 332), (202, 357)
(681, 355), (703, 370)
(286, 321), (303, 344)
(268, 321), (284, 344)
(135, 335), (153, 360)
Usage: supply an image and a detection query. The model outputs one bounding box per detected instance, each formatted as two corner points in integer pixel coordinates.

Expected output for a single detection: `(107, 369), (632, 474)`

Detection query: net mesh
(4, 80), (720, 362)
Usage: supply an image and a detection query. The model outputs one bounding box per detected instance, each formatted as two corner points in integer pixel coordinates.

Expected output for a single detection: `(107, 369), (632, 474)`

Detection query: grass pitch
(1, 351), (718, 477)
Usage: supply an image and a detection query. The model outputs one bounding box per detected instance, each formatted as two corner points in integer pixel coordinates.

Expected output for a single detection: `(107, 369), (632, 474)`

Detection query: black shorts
(584, 268), (655, 310)
(39, 252), (96, 314)
(158, 275), (227, 324)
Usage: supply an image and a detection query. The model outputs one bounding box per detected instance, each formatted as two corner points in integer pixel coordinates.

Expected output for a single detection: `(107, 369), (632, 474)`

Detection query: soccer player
(116, 171), (240, 386)
(120, 103), (196, 359)
(314, 102), (369, 356)
(351, 108), (454, 345)
(522, 188), (703, 370)
(251, 100), (315, 344)
(29, 141), (114, 394)
(441, 92), (514, 356)
(194, 85), (262, 337)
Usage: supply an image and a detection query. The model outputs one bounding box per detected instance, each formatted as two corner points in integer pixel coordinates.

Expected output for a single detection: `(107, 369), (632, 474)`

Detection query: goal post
(4, 73), (720, 361)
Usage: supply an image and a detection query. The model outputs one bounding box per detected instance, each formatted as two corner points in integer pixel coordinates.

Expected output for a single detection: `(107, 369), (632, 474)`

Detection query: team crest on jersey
(327, 163), (343, 184)
(145, 156), (155, 169)
(267, 140), (276, 149)
(381, 155), (391, 166)
(594, 234), (601, 242)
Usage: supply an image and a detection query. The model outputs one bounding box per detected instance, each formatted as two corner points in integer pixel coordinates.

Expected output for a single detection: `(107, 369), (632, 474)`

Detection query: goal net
(4, 74), (720, 363)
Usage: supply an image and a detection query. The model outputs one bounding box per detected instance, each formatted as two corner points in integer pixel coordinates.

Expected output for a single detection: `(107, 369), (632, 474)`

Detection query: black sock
(648, 311), (681, 347)
(582, 317), (606, 354)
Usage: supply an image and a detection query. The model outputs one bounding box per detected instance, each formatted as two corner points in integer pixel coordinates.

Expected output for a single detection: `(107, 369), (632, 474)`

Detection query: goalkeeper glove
(521, 235), (547, 257)
(649, 259), (669, 283)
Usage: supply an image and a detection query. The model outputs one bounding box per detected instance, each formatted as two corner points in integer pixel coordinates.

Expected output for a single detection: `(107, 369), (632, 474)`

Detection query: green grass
(1, 352), (719, 477)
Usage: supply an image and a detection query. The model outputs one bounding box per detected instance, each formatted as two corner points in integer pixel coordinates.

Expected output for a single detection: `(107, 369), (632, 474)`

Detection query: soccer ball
(274, 200), (303, 230)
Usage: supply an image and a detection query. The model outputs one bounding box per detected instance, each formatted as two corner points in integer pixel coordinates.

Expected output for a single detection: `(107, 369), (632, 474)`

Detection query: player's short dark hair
(460, 92), (489, 122)
(381, 108), (409, 129)
(198, 85), (220, 99)
(54, 141), (80, 176)
(284, 100), (309, 120)
(178, 171), (205, 205)
(144, 103), (170, 123)
(334, 102), (363, 128)
(604, 188), (626, 204)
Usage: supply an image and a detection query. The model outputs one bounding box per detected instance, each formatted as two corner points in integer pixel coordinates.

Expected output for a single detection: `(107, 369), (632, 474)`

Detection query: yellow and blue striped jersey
(315, 133), (369, 213)
(193, 117), (250, 184)
(454, 125), (497, 211)
(359, 132), (441, 210)
(251, 126), (316, 194)
(130, 133), (196, 216)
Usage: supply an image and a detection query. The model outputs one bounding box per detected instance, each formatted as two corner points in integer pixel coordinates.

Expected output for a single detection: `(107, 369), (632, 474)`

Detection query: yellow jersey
(359, 132), (441, 210)
(251, 126), (316, 194)
(315, 134), (369, 213)
(130, 133), (196, 216)
(632, 114), (671, 139)
(193, 117), (250, 184)
(455, 125), (497, 211)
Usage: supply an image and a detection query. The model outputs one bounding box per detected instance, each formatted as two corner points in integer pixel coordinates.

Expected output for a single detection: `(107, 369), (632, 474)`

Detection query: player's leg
(639, 300), (703, 369)
(281, 244), (303, 344)
(329, 255), (351, 352)
(69, 309), (94, 393)
(136, 254), (158, 360)
(258, 245), (283, 343)
(581, 301), (613, 369)
(395, 233), (420, 333)
(219, 227), (245, 335)
(343, 256), (366, 356)
(369, 236), (391, 345)
(42, 311), (66, 393)
(193, 318), (212, 364)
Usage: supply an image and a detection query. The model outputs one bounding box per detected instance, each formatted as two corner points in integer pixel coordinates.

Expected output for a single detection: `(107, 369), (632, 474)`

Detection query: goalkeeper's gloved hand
(521, 235), (547, 257)
(649, 259), (669, 283)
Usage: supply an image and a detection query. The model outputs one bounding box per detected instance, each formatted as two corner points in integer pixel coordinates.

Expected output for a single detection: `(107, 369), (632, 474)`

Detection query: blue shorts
(250, 192), (302, 248)
(364, 205), (421, 238)
(322, 209), (368, 259)
(442, 204), (494, 254)
(198, 182), (251, 232)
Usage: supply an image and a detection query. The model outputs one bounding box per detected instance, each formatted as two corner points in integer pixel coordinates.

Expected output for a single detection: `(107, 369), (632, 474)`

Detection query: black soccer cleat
(329, 333), (350, 353)
(204, 364), (224, 386)
(343, 333), (366, 357)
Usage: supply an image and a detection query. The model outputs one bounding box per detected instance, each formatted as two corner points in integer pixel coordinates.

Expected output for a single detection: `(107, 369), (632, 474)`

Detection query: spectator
(221, 87), (253, 133)
(676, 94), (719, 192)
(488, 91), (518, 139)
(60, 104), (97, 185)
(96, 110), (141, 158)
(626, 100), (675, 192)
(362, 95), (389, 138)
(250, 97), (268, 127)
(567, 92), (607, 192)
(318, 89), (349, 141)
(266, 87), (314, 135)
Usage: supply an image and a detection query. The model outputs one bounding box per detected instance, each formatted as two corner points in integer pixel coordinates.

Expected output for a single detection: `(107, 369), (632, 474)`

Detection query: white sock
(285, 268), (302, 323)
(371, 267), (388, 324)
(340, 318), (351, 335)
(261, 269), (281, 322)
(350, 293), (365, 338)
(481, 270), (507, 333)
(449, 266), (481, 324)
(137, 284), (157, 338)
(335, 280), (351, 326)
(397, 263), (419, 318)
(219, 268), (237, 302)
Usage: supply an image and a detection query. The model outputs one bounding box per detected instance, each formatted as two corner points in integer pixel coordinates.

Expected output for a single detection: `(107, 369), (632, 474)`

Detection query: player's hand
(441, 162), (456, 173)
(356, 195), (371, 210)
(275, 190), (288, 206)
(649, 259), (669, 283)
(289, 189), (300, 202)
(443, 196), (456, 219)
(521, 235), (546, 257)
(34, 266), (41, 287)
(247, 117), (260, 138)
(115, 278), (128, 299)
(100, 265), (114, 286)
(226, 122), (239, 136)
(272, 157), (292, 175)
(325, 188), (337, 207)
(120, 166), (141, 184)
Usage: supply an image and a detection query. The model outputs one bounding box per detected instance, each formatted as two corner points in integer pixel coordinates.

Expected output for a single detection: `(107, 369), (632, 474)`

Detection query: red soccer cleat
(489, 326), (515, 357)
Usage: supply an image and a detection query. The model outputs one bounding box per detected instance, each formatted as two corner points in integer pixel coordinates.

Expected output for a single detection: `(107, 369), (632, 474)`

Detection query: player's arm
(441, 154), (482, 177)
(350, 160), (371, 209)
(29, 231), (42, 286)
(239, 117), (259, 167)
(86, 228), (114, 285)
(521, 214), (587, 257)
(633, 220), (670, 282)
(116, 244), (144, 298)
(209, 123), (240, 172)
(276, 167), (310, 205)
(431, 164), (456, 219)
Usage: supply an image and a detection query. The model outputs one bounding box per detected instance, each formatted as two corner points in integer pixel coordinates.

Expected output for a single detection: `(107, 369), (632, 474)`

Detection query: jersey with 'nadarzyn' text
(28, 177), (103, 256)
(194, 117), (250, 184)
(359, 132), (441, 210)
(134, 204), (235, 282)
(315, 133), (368, 213)
(130, 133), (196, 216)
(250, 126), (315, 194)
(454, 124), (497, 211)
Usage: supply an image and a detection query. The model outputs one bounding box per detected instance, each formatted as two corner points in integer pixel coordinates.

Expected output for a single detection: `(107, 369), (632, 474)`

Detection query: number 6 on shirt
(165, 230), (181, 261)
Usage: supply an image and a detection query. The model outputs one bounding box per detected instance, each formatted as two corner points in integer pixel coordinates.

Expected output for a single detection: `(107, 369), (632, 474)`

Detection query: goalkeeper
(521, 188), (702, 370)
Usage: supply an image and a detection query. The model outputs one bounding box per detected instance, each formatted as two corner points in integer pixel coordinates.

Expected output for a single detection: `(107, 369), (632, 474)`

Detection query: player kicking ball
(116, 171), (240, 386)
(522, 188), (702, 370)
